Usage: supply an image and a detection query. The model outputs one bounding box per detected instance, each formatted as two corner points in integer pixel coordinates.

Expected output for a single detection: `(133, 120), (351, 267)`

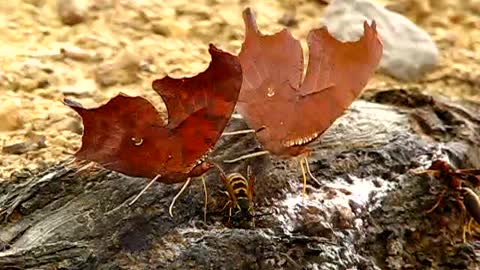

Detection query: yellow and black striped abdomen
(221, 168), (256, 228)
(229, 173), (248, 199)
(225, 172), (252, 211)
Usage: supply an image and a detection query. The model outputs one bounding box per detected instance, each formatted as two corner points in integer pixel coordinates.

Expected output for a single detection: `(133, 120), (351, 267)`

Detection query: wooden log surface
(1, 89), (480, 269)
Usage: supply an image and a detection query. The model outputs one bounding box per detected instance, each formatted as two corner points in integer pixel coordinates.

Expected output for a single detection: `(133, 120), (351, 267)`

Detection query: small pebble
(60, 46), (100, 62)
(2, 132), (47, 155)
(151, 21), (172, 36)
(57, 0), (88, 26)
(51, 117), (83, 135)
(0, 101), (23, 131)
(278, 12), (298, 27)
(61, 79), (96, 97)
(94, 50), (141, 87)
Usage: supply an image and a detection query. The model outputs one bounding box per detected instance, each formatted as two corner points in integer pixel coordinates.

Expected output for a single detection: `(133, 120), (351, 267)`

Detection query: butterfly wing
(236, 8), (303, 156)
(65, 94), (174, 179)
(156, 45), (243, 170)
(153, 44), (242, 128)
(67, 45), (242, 181)
(290, 21), (383, 147)
(237, 8), (382, 157)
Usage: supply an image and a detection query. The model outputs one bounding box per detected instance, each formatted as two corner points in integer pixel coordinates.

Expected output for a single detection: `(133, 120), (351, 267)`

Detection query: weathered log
(1, 89), (480, 269)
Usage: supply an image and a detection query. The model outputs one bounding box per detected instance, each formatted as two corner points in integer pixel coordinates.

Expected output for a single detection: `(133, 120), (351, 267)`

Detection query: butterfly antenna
(224, 150), (270, 164)
(70, 160), (95, 176)
(303, 157), (322, 186)
(212, 162), (226, 175)
(222, 129), (256, 136)
(300, 158), (308, 201)
(63, 156), (77, 167)
(169, 177), (192, 218)
(202, 176), (208, 222)
(129, 174), (161, 206)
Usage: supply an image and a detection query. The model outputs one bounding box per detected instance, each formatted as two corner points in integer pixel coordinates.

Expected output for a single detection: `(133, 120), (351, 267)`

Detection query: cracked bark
(1, 89), (480, 269)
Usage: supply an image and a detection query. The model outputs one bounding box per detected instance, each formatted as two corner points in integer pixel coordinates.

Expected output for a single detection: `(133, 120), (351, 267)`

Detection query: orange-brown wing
(166, 46), (242, 168)
(65, 94), (176, 179)
(237, 8), (382, 157)
(67, 45), (242, 181)
(290, 21), (383, 147)
(153, 44), (242, 128)
(236, 8), (304, 155)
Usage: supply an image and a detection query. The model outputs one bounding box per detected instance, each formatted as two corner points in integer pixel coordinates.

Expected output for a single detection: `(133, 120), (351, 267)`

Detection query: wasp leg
(219, 200), (234, 222)
(424, 190), (446, 214)
(462, 214), (472, 243)
(411, 169), (440, 176)
(221, 198), (232, 211)
(454, 193), (466, 211)
(201, 176), (208, 222)
(467, 217), (474, 236)
(228, 205), (233, 222)
(250, 206), (256, 227)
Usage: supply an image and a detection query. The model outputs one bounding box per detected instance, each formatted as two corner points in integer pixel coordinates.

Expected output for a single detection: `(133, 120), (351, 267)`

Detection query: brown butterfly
(226, 8), (383, 194)
(66, 44), (243, 216)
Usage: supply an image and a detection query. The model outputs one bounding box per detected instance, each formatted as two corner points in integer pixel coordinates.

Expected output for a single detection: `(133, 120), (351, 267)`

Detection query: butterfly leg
(169, 177), (192, 217)
(424, 190), (446, 214)
(128, 174), (161, 206)
(300, 158), (308, 200)
(201, 176), (208, 222)
(223, 150), (270, 164)
(303, 157), (322, 186)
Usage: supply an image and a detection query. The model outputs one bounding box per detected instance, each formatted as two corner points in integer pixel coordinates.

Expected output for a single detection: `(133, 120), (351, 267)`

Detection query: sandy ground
(0, 0), (479, 180)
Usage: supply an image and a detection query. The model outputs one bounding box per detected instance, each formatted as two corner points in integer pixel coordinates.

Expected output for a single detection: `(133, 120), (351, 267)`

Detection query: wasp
(420, 159), (480, 241)
(218, 166), (256, 227)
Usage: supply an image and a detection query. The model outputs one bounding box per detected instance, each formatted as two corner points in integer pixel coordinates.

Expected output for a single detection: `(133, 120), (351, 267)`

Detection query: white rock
(321, 0), (439, 81)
